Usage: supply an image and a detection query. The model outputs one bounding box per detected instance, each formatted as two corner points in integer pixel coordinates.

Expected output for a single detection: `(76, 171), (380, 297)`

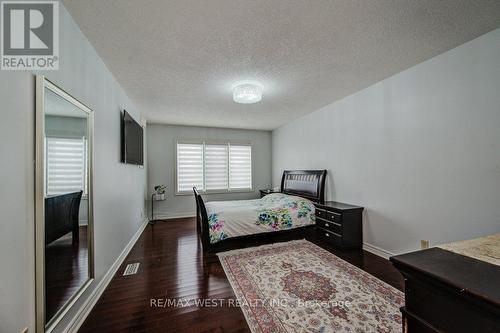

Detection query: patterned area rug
(218, 240), (404, 333)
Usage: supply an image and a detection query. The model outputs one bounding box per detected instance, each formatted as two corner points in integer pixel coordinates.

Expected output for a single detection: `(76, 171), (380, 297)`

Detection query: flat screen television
(121, 110), (144, 165)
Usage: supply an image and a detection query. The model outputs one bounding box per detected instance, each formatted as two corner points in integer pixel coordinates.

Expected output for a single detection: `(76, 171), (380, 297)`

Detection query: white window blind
(204, 144), (228, 190)
(45, 137), (87, 196)
(176, 141), (252, 193)
(229, 145), (252, 189)
(177, 143), (204, 192)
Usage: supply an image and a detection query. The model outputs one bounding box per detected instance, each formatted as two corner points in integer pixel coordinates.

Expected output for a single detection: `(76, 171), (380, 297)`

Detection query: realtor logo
(1, 1), (59, 70)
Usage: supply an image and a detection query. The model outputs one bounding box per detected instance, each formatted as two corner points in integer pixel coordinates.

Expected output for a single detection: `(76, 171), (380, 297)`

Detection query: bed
(193, 170), (326, 251)
(45, 191), (82, 245)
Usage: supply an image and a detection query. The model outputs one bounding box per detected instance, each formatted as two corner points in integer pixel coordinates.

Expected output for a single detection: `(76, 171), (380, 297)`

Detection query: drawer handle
(325, 232), (330, 237)
(325, 223), (329, 227)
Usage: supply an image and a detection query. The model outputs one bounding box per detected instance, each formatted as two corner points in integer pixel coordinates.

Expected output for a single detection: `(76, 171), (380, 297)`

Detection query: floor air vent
(123, 263), (140, 276)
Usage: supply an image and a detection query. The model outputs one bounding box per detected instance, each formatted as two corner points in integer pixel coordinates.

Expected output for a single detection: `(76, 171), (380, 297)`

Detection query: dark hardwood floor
(79, 217), (403, 333)
(46, 226), (88, 323)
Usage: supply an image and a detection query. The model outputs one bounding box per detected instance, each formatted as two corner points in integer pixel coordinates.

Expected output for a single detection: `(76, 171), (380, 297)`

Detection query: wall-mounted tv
(121, 110), (144, 166)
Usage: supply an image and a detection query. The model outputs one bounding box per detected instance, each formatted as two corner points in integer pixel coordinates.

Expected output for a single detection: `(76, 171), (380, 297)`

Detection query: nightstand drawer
(318, 228), (342, 246)
(327, 211), (342, 223)
(315, 208), (327, 220)
(316, 217), (341, 234)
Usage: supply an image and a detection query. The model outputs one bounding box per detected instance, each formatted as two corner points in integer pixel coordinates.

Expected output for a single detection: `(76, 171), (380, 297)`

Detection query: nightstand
(259, 189), (280, 198)
(314, 201), (364, 248)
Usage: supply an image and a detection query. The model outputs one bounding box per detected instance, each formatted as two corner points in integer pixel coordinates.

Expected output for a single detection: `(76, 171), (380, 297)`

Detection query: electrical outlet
(420, 240), (429, 249)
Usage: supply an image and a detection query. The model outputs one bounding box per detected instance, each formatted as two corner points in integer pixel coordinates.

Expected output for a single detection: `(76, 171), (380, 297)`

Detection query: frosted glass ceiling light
(232, 83), (263, 104)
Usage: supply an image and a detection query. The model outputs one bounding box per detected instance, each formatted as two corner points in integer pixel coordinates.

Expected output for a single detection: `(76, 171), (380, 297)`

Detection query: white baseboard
(362, 242), (395, 260)
(153, 211), (196, 220)
(62, 218), (149, 333)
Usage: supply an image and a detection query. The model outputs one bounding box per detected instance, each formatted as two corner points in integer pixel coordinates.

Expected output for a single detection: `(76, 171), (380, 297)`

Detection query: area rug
(218, 240), (404, 333)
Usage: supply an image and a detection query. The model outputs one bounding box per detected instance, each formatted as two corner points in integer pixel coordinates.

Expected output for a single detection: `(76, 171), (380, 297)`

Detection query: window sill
(45, 193), (89, 199)
(176, 189), (255, 196)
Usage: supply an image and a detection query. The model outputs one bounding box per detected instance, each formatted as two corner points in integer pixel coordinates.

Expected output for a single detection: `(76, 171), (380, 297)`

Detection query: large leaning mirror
(35, 76), (94, 332)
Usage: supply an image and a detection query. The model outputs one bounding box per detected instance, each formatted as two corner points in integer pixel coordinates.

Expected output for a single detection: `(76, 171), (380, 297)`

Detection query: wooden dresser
(314, 201), (363, 249)
(391, 248), (500, 332)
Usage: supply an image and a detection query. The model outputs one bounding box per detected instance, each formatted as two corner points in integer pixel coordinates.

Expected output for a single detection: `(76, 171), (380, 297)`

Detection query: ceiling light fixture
(232, 82), (263, 104)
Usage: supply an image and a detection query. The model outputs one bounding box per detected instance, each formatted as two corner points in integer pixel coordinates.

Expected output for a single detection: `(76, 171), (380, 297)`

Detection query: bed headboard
(280, 170), (327, 203)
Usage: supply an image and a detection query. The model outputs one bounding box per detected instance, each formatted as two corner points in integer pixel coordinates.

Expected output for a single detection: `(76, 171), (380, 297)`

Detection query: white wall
(272, 28), (500, 256)
(147, 124), (272, 218)
(0, 5), (147, 333)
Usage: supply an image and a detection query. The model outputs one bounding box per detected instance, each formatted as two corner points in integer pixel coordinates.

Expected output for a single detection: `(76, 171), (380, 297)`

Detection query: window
(176, 140), (252, 193)
(229, 145), (252, 189)
(205, 144), (228, 190)
(45, 137), (87, 196)
(176, 143), (204, 192)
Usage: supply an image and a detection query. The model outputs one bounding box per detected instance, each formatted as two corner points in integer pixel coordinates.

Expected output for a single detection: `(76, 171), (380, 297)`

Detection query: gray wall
(272, 28), (500, 256)
(147, 124), (272, 218)
(0, 5), (147, 333)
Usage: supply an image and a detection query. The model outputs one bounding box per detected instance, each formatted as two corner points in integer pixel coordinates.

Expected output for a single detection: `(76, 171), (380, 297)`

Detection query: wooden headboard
(280, 170), (327, 203)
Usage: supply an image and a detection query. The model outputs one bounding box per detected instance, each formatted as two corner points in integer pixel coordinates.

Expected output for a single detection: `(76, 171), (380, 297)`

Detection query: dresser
(314, 201), (364, 249)
(391, 248), (500, 332)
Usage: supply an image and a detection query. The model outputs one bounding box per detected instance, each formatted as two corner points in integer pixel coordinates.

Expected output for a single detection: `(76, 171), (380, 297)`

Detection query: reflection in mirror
(41, 82), (93, 328)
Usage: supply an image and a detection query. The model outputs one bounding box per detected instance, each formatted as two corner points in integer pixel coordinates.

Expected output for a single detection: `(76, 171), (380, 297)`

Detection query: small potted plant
(153, 185), (167, 201)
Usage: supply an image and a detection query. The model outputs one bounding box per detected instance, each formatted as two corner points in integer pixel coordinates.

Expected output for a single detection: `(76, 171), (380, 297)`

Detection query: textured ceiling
(63, 0), (500, 130)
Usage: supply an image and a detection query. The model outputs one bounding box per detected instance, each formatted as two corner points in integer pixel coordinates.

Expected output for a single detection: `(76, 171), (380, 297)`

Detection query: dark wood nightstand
(314, 201), (364, 249)
(259, 189), (280, 198)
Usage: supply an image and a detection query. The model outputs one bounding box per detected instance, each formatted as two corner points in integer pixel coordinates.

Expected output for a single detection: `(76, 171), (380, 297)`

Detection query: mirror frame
(35, 75), (95, 333)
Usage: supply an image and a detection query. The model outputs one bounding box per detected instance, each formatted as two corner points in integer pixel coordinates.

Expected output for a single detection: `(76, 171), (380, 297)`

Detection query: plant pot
(153, 193), (165, 201)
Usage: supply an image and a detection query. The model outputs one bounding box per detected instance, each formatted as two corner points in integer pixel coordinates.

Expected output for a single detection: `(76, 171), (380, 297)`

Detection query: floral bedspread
(438, 233), (500, 267)
(204, 193), (315, 244)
